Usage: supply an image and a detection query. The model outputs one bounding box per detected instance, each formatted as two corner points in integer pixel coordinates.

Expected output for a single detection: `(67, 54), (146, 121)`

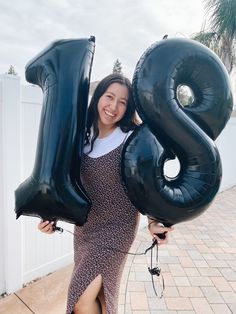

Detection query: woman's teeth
(105, 110), (115, 117)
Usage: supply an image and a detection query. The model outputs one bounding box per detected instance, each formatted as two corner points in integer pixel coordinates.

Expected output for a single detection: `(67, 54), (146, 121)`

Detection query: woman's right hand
(38, 220), (55, 234)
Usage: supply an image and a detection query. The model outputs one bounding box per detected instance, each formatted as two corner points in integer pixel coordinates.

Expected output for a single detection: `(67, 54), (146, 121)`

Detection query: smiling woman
(37, 73), (173, 314)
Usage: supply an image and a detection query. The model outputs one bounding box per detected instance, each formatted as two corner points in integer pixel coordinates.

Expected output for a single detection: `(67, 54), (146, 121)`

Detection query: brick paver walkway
(118, 186), (236, 314)
(0, 186), (235, 313)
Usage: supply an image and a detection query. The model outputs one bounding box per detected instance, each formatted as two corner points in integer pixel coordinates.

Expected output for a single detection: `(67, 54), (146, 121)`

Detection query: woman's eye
(106, 94), (112, 99)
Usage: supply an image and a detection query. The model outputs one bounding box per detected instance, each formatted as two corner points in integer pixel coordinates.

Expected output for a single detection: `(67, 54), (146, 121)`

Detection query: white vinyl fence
(0, 75), (74, 294)
(0, 74), (236, 295)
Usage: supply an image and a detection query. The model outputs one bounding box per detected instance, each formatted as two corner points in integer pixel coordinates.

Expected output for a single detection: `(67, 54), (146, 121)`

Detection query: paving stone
(168, 264), (186, 276)
(198, 267), (221, 276)
(178, 286), (203, 298)
(165, 297), (193, 310)
(193, 260), (209, 268)
(163, 287), (179, 298)
(148, 296), (167, 310)
(207, 260), (229, 268)
(187, 250), (205, 260)
(150, 311), (177, 314)
(228, 303), (236, 313)
(210, 276), (233, 292)
(118, 304), (125, 314)
(230, 281), (236, 292)
(135, 271), (152, 282)
(215, 253), (235, 261)
(195, 244), (211, 253)
(201, 286), (224, 303)
(0, 294), (32, 314)
(169, 250), (188, 257)
(220, 268), (236, 281)
(184, 267), (200, 277)
(173, 277), (191, 287)
(202, 253), (216, 260)
(190, 297), (214, 313)
(227, 260), (236, 270)
(220, 291), (236, 303)
(188, 276), (214, 287)
(210, 303), (232, 314)
(210, 247), (224, 253)
(178, 256), (195, 268)
(130, 292), (149, 310)
(162, 273), (176, 287)
(160, 256), (180, 264)
(127, 281), (145, 292)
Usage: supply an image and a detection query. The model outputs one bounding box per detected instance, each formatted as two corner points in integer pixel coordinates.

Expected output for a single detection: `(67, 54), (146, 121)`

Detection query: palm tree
(193, 0), (236, 73)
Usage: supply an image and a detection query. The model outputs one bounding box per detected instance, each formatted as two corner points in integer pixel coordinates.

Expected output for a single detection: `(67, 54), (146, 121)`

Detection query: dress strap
(122, 131), (130, 145)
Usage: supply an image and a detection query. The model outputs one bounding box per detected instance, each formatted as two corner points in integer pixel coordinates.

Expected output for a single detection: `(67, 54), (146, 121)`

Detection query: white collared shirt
(84, 127), (133, 158)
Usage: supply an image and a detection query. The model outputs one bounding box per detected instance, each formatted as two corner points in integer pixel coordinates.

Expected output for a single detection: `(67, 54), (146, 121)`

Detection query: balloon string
(148, 240), (165, 298)
(54, 226), (164, 298)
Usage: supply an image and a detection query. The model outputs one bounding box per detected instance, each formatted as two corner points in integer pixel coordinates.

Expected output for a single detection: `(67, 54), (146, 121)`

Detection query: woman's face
(97, 82), (129, 130)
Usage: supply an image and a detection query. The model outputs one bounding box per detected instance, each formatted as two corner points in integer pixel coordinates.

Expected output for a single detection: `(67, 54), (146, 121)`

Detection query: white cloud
(0, 0), (205, 83)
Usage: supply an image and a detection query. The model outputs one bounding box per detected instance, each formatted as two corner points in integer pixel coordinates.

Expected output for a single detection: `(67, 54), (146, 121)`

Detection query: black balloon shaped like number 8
(121, 38), (233, 227)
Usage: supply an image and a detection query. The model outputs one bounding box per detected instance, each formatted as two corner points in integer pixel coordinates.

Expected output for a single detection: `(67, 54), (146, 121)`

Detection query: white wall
(0, 78), (5, 293)
(0, 74), (235, 294)
(0, 76), (74, 294)
(230, 69), (236, 111)
(217, 117), (236, 190)
(0, 75), (22, 293)
(20, 85), (74, 284)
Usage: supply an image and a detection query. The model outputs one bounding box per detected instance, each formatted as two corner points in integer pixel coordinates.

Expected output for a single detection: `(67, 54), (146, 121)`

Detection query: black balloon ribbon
(15, 37), (95, 225)
(121, 38), (233, 227)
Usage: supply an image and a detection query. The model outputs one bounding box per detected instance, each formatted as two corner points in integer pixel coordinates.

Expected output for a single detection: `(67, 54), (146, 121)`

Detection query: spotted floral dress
(66, 143), (140, 314)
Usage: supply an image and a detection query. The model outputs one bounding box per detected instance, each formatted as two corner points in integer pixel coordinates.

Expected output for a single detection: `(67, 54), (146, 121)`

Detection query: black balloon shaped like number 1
(121, 38), (233, 227)
(15, 38), (95, 225)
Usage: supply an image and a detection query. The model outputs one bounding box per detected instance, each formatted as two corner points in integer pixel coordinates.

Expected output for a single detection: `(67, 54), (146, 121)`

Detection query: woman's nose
(109, 100), (118, 111)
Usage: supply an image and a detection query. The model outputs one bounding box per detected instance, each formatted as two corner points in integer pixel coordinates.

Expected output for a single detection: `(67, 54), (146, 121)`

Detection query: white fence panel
(0, 75), (22, 294)
(217, 117), (236, 191)
(20, 85), (74, 285)
(0, 76), (74, 294)
(0, 79), (4, 294)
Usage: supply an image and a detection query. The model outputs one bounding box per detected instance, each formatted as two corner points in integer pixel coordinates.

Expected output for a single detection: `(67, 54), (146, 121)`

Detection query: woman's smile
(104, 109), (116, 118)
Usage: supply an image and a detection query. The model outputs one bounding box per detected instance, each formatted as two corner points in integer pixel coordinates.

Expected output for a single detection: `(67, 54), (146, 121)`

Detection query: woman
(38, 73), (174, 314)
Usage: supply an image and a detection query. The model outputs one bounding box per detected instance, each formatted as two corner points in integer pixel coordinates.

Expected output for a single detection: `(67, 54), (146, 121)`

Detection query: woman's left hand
(148, 221), (174, 245)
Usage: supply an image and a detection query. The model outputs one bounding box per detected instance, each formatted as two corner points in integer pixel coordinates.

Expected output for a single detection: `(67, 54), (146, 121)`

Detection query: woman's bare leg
(73, 274), (106, 314)
(97, 286), (106, 313)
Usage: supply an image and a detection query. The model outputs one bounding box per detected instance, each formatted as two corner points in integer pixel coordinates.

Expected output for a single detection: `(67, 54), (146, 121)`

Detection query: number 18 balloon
(121, 38), (233, 227)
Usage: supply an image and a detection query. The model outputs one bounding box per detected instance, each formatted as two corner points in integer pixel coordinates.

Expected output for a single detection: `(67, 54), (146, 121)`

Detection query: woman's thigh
(73, 274), (105, 313)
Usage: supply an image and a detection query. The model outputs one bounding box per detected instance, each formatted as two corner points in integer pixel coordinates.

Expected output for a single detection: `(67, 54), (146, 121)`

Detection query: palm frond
(204, 0), (236, 40)
(192, 31), (221, 54)
(193, 31), (235, 72)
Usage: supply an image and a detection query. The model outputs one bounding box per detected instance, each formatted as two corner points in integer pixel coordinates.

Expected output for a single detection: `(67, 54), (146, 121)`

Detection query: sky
(0, 0), (206, 84)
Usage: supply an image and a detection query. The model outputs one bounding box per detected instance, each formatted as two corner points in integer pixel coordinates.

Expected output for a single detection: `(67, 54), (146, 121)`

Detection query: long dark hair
(85, 73), (139, 152)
